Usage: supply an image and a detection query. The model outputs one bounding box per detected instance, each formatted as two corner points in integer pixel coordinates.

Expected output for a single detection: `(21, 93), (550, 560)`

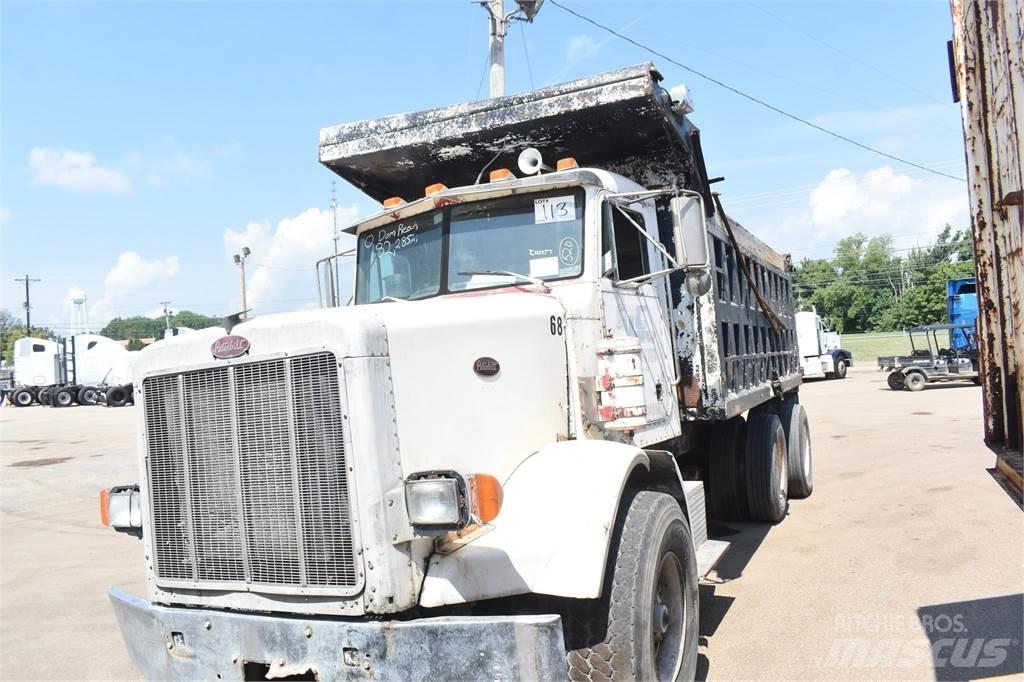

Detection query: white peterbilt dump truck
(102, 63), (812, 681)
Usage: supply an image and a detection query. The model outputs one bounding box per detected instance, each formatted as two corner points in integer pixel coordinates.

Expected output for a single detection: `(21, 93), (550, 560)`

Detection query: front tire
(905, 372), (927, 392)
(12, 388), (34, 407)
(566, 491), (699, 681)
(834, 359), (847, 379)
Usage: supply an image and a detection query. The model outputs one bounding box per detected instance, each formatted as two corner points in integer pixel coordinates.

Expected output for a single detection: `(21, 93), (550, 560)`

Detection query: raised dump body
(320, 62), (800, 422)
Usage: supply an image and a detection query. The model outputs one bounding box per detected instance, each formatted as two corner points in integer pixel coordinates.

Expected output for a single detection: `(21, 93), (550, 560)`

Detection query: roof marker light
(425, 183), (448, 196)
(556, 157), (579, 171)
(383, 196), (405, 208)
(489, 168), (515, 182)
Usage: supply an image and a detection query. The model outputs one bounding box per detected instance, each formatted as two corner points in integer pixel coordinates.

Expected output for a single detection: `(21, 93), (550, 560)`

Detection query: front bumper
(109, 588), (567, 681)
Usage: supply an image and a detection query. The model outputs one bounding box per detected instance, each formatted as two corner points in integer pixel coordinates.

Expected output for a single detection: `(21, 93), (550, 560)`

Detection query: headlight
(405, 477), (463, 526)
(99, 484), (143, 538)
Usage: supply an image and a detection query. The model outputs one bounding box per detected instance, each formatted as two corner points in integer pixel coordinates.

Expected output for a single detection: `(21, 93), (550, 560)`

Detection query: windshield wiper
(458, 270), (551, 292)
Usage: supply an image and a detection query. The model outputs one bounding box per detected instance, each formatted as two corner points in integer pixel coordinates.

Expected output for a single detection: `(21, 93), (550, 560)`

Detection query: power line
(548, 0), (966, 183)
(746, 2), (948, 107)
(519, 21), (535, 90)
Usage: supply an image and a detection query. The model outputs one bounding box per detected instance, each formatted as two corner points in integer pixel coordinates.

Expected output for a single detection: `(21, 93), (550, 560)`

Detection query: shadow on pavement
(696, 521), (773, 680)
(916, 593), (1023, 680)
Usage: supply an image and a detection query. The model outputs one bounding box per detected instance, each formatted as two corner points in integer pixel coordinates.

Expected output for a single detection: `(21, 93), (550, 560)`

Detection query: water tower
(70, 293), (90, 336)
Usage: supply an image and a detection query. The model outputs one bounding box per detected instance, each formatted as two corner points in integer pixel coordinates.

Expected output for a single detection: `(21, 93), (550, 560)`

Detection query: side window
(602, 203), (649, 280)
(32, 344), (45, 352)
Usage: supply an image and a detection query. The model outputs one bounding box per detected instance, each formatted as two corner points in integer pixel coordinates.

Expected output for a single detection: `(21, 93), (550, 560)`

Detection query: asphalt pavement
(0, 367), (1021, 679)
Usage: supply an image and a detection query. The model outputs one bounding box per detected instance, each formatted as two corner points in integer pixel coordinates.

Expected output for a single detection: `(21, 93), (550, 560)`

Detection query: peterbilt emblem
(211, 335), (250, 359)
(473, 357), (500, 377)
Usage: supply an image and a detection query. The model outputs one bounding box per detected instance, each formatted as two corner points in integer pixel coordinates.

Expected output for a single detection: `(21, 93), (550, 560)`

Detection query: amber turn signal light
(469, 473), (503, 523)
(99, 488), (111, 526)
(489, 168), (514, 182)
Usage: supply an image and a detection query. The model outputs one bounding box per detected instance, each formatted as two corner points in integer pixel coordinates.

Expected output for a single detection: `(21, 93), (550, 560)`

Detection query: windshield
(355, 189), (584, 304)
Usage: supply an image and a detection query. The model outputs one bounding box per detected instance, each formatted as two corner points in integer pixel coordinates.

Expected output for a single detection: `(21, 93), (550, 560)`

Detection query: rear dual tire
(745, 413), (789, 523)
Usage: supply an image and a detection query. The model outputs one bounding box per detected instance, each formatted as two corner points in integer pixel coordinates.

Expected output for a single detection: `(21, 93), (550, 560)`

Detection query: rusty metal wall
(949, 0), (1023, 454)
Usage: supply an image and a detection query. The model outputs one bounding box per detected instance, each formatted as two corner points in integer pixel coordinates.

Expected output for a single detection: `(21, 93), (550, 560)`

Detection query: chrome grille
(144, 353), (358, 592)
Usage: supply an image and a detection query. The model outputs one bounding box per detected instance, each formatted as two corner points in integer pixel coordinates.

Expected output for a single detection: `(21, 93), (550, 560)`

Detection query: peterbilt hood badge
(474, 357), (500, 377)
(211, 335), (250, 359)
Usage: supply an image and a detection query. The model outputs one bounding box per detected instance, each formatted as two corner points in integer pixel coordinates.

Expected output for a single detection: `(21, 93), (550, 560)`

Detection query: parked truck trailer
(949, 0), (1023, 491)
(101, 63), (811, 681)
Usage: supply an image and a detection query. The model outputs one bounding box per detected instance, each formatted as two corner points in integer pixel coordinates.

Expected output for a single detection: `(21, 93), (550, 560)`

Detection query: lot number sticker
(534, 196), (576, 224)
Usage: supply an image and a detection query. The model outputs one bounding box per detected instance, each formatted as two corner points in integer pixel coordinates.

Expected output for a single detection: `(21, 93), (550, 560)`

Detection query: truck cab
(102, 63), (812, 681)
(795, 310), (852, 380)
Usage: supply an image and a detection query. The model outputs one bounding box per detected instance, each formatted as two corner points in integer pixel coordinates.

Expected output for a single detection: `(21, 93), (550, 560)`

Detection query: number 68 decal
(549, 316), (564, 336)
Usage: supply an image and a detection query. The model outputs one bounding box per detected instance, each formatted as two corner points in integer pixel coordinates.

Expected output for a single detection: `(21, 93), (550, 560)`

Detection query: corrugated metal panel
(950, 0), (1023, 456)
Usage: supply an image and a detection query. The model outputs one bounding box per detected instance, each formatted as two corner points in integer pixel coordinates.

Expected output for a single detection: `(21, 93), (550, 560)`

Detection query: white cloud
(566, 35), (600, 64)
(0, 207), (11, 224)
(223, 205), (360, 310)
(29, 147), (132, 194)
(754, 165), (969, 256)
(81, 251), (179, 324)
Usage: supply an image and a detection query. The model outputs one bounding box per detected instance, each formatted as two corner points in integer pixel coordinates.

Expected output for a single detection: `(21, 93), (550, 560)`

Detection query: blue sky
(1, 1), (969, 333)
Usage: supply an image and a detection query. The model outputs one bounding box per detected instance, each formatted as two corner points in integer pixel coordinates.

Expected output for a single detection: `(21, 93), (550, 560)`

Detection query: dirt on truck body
(949, 0), (1024, 494)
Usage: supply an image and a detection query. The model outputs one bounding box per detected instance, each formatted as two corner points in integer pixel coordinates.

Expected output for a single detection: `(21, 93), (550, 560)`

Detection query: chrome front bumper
(109, 588), (567, 681)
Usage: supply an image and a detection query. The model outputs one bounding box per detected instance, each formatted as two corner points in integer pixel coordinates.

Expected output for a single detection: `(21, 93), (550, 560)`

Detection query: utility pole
(480, 0), (544, 98)
(487, 0), (506, 98)
(233, 247), (251, 319)
(13, 274), (40, 334)
(160, 301), (172, 330)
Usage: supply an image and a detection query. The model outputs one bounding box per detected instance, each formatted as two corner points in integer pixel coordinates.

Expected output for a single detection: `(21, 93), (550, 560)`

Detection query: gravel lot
(1, 367), (1021, 680)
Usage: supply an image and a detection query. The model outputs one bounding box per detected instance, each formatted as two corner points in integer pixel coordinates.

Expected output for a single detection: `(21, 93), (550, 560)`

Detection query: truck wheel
(886, 371), (905, 391)
(77, 386), (99, 405)
(905, 372), (926, 392)
(778, 402), (812, 499)
(106, 386), (128, 407)
(745, 413), (789, 523)
(12, 389), (34, 407)
(565, 491), (698, 681)
(834, 359), (847, 379)
(708, 416), (747, 520)
(53, 388), (74, 408)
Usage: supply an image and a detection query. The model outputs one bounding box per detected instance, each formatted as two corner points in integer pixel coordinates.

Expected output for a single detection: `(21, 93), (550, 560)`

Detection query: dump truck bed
(319, 62), (710, 204)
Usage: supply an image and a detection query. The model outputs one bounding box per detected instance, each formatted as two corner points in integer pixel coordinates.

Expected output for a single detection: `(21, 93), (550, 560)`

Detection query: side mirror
(671, 195), (710, 270)
(671, 195), (712, 297)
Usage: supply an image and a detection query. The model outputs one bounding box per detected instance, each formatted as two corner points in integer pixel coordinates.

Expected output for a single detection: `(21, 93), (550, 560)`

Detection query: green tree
(100, 310), (222, 340)
(0, 309), (54, 365)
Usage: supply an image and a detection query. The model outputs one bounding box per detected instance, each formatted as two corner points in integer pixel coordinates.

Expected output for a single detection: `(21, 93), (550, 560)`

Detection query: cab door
(597, 196), (681, 447)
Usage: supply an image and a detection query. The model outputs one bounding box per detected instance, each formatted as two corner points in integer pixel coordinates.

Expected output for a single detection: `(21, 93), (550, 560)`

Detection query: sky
(0, 0), (970, 334)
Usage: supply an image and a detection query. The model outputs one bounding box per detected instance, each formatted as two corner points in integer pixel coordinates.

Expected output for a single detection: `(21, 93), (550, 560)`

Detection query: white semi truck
(101, 63), (812, 681)
(795, 310), (853, 379)
(8, 334), (135, 407)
